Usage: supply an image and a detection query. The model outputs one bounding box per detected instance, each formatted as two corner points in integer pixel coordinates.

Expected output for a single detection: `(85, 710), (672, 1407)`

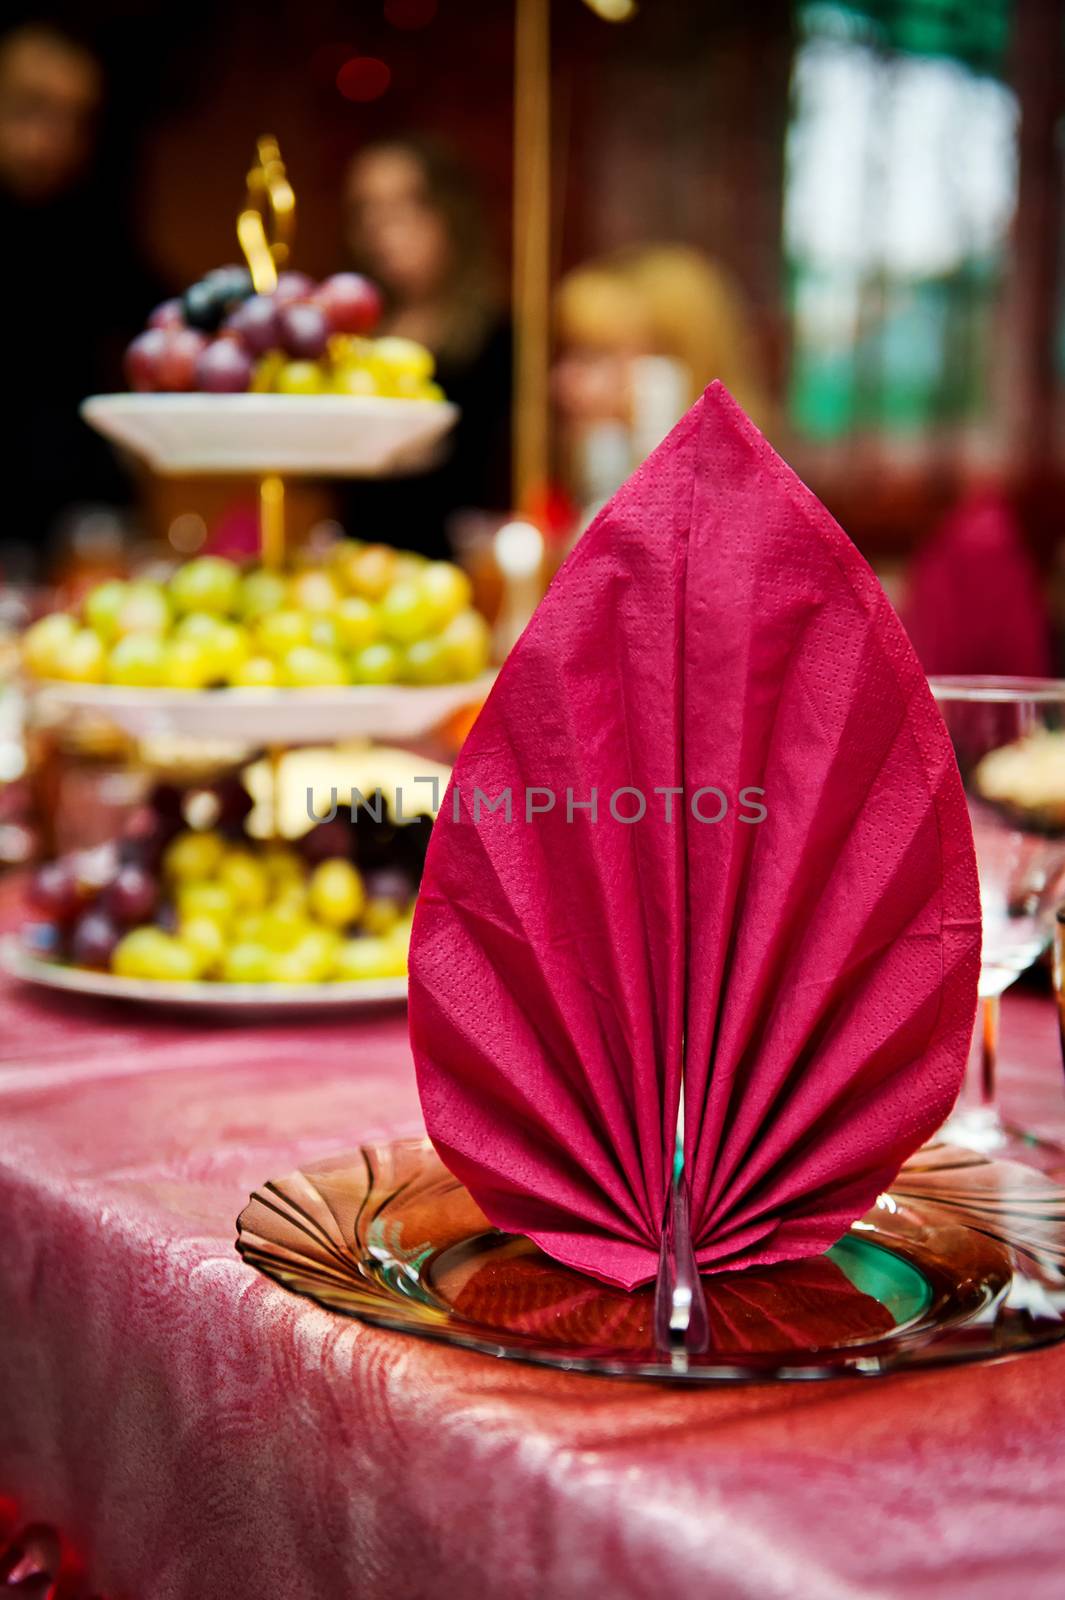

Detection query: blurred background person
(551, 244), (770, 525)
(338, 135), (511, 559)
(0, 20), (155, 584)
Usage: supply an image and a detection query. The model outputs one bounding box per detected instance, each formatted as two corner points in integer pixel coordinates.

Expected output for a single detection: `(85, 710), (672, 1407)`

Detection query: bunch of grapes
(24, 780), (425, 984)
(124, 266), (441, 401)
(22, 544), (491, 690)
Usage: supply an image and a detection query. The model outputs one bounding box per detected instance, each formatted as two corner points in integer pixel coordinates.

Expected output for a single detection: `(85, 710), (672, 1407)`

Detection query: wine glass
(930, 678), (1065, 1168)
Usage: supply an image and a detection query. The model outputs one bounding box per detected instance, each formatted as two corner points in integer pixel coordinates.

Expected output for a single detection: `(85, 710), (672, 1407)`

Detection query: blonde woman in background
(553, 244), (770, 522)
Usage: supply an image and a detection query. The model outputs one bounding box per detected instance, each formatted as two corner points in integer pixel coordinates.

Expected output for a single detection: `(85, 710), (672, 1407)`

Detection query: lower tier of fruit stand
(2, 933), (1065, 1600)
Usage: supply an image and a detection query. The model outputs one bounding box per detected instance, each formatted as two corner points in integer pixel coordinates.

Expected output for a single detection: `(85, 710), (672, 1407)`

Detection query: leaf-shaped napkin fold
(409, 383), (981, 1290)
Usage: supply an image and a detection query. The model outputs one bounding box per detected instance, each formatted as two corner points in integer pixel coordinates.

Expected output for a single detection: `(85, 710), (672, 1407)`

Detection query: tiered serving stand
(9, 140), (493, 1014)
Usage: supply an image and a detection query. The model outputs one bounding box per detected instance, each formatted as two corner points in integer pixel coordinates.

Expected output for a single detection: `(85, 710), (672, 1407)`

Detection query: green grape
(169, 556), (241, 618)
(403, 636), (452, 685)
(260, 844), (305, 888)
(174, 611), (220, 642)
(309, 615), (342, 654)
(208, 620), (251, 681)
(164, 829), (226, 883)
(419, 562), (472, 629)
(84, 579), (129, 643)
(116, 581), (171, 638)
(349, 641), (401, 685)
(107, 632), (168, 687)
(334, 935), (406, 981)
(290, 570), (340, 614)
(177, 915), (226, 977)
(378, 580), (434, 645)
(440, 610), (491, 680)
(371, 336), (435, 382)
(164, 636), (217, 690)
(333, 596), (379, 651)
(276, 361), (323, 396)
(175, 880), (234, 926)
(218, 849), (269, 911)
(112, 927), (199, 982)
(308, 858), (365, 928)
(270, 928), (339, 983)
(222, 942), (274, 983)
(22, 612), (78, 678)
(232, 654), (279, 688)
(282, 646), (348, 688)
(61, 629), (108, 684)
(255, 609), (311, 657)
(255, 904), (309, 952)
(238, 569), (288, 622)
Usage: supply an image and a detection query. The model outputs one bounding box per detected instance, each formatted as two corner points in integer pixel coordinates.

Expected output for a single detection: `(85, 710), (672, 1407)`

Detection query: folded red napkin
(410, 384), (981, 1289)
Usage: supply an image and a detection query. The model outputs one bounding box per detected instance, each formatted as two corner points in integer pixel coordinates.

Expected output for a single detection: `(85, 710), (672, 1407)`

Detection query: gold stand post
(259, 475), (286, 570)
(512, 0), (552, 512)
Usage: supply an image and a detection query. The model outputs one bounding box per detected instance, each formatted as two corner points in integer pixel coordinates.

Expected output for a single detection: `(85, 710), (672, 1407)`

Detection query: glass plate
(235, 1139), (1065, 1382)
(1, 938), (406, 1016)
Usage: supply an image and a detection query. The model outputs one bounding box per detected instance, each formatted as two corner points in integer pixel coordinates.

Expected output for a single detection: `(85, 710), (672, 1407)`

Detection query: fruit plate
(81, 393), (459, 477)
(236, 1138), (1065, 1382)
(1, 938), (406, 1017)
(29, 676), (494, 745)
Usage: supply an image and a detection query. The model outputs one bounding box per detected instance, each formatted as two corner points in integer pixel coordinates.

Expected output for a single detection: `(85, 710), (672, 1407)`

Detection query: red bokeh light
(336, 56), (393, 102)
(384, 0), (438, 28)
(311, 41), (358, 87)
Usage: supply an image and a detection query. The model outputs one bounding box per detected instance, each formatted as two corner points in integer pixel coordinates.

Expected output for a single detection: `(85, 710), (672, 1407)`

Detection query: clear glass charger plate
(236, 1137), (1065, 1382)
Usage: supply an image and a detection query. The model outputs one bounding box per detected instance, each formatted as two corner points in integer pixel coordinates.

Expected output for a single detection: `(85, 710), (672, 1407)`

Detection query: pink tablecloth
(1, 971), (1065, 1600)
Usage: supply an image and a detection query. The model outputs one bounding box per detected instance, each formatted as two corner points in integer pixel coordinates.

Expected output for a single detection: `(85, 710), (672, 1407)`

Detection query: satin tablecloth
(1, 969), (1065, 1600)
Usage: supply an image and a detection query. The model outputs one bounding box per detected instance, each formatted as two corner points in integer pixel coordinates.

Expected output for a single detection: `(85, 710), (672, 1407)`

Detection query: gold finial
(237, 136), (296, 295)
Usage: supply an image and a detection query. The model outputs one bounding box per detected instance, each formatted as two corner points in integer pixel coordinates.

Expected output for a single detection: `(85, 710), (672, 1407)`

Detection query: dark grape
(28, 860), (84, 923)
(124, 328), (169, 392)
(182, 278), (227, 332)
(225, 294), (280, 356)
(71, 909), (121, 970)
(182, 270), (251, 334)
(148, 783), (186, 824)
(156, 327), (208, 391)
(213, 776), (254, 834)
(147, 298), (185, 330)
(362, 865), (414, 905)
(317, 273), (382, 336)
(273, 271), (315, 305)
(206, 265), (253, 300)
(102, 863), (159, 926)
(300, 814), (355, 864)
(196, 340), (252, 393)
(276, 302), (328, 360)
(395, 815), (433, 878)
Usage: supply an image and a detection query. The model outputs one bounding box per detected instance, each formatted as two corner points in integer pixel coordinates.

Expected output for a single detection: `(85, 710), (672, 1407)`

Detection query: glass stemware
(931, 678), (1065, 1168)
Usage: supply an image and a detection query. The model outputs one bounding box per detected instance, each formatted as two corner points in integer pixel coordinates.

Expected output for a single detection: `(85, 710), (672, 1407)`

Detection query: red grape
(196, 339), (253, 393)
(156, 327), (209, 392)
(317, 273), (382, 335)
(102, 862), (159, 926)
(124, 328), (169, 391)
(71, 909), (121, 970)
(273, 271), (315, 306)
(28, 860), (84, 923)
(276, 302), (328, 360)
(362, 865), (413, 904)
(147, 298), (185, 330)
(301, 815), (355, 863)
(226, 294), (280, 355)
(213, 776), (254, 833)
